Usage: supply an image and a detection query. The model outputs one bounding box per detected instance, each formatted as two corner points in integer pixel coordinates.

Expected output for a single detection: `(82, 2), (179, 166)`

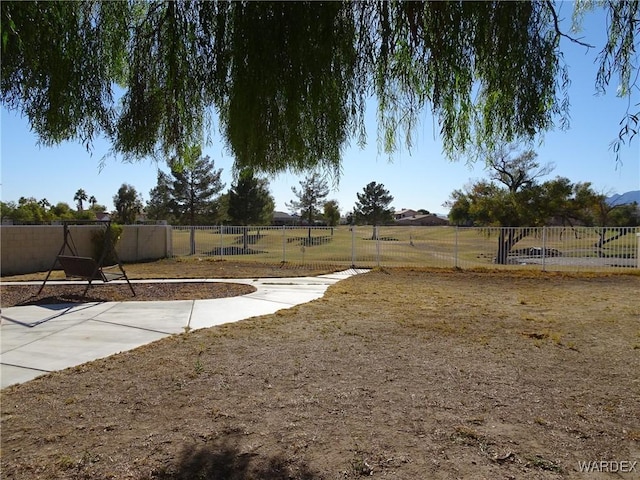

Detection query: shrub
(90, 224), (123, 265)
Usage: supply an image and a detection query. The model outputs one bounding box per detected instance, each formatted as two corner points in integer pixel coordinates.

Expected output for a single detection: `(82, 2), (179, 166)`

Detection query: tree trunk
(189, 227), (196, 255)
(495, 228), (527, 264)
(594, 227), (626, 256)
(495, 229), (510, 264)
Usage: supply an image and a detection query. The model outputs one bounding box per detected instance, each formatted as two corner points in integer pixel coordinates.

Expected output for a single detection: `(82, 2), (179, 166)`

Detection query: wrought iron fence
(170, 225), (640, 272)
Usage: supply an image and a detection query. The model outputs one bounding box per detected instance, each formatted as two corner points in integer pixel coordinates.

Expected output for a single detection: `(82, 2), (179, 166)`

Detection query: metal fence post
(220, 225), (224, 260)
(351, 225), (356, 268)
(282, 225), (286, 263)
(454, 226), (459, 269)
(376, 225), (381, 267)
(542, 226), (547, 272)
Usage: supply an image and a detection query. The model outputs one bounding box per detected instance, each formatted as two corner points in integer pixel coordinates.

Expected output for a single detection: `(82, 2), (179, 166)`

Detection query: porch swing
(38, 220), (136, 298)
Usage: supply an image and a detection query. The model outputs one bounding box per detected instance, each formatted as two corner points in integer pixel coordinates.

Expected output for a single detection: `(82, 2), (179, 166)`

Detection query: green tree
(323, 200), (341, 227)
(169, 146), (225, 225)
(13, 197), (39, 223)
(146, 170), (177, 223)
(286, 173), (330, 226)
(353, 182), (395, 239)
(89, 202), (108, 215)
(590, 197), (640, 254)
(113, 183), (142, 224)
(227, 169), (274, 226)
(50, 202), (75, 220)
(216, 193), (231, 225)
(485, 145), (555, 194)
(0, 201), (16, 221)
(73, 188), (88, 212)
(446, 150), (606, 262)
(2, 2), (636, 171)
(592, 197), (640, 228)
(74, 209), (97, 221)
(227, 169), (275, 249)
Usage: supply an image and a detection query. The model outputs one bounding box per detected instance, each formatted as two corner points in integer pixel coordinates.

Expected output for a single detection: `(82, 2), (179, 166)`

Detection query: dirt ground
(1, 267), (639, 479)
(0, 282), (257, 307)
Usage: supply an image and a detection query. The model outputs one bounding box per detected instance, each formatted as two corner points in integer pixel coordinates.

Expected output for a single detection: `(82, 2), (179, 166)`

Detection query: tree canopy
(227, 169), (275, 227)
(287, 173), (330, 225)
(354, 181), (395, 238)
(146, 170), (177, 224)
(168, 146), (225, 225)
(1, 195), (109, 223)
(113, 183), (143, 224)
(323, 200), (341, 227)
(445, 147), (640, 262)
(446, 150), (600, 228)
(2, 1), (637, 174)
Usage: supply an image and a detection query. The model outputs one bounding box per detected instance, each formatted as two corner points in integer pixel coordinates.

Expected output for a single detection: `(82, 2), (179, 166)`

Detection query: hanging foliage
(1, 1), (637, 172)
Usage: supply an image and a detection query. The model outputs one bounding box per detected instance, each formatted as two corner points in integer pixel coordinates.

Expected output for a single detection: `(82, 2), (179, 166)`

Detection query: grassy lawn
(1, 267), (639, 479)
(168, 226), (638, 271)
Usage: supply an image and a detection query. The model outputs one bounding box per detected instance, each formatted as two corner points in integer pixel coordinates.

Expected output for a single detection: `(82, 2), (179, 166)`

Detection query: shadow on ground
(154, 439), (320, 480)
(9, 291), (111, 306)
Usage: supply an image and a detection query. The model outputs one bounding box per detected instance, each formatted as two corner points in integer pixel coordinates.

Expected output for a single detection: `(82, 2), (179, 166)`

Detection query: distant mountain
(606, 190), (640, 206)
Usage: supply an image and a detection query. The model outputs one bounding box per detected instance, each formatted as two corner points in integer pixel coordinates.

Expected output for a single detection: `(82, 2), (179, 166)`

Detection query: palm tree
(74, 189), (88, 211)
(89, 195), (97, 208)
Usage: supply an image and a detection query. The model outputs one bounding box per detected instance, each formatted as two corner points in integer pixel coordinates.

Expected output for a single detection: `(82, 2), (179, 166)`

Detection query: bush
(90, 224), (123, 265)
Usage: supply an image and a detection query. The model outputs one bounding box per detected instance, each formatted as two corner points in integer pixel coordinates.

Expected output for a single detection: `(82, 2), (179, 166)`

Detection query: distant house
(272, 211), (300, 226)
(95, 212), (111, 222)
(395, 214), (449, 226)
(395, 209), (418, 220)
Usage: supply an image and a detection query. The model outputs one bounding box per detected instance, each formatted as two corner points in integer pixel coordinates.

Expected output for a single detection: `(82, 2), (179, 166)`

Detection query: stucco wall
(1, 225), (172, 276)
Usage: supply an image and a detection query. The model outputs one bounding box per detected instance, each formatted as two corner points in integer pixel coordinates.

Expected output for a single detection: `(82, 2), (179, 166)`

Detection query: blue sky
(1, 5), (638, 216)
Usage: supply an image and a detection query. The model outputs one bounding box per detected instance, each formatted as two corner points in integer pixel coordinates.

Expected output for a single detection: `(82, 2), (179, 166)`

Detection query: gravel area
(0, 282), (256, 307)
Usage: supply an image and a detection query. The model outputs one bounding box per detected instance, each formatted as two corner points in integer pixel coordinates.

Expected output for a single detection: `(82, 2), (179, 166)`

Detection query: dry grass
(1, 267), (639, 479)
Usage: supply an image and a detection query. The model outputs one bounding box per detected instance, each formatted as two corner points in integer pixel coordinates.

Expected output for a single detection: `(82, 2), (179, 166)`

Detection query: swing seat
(57, 255), (126, 282)
(38, 220), (136, 299)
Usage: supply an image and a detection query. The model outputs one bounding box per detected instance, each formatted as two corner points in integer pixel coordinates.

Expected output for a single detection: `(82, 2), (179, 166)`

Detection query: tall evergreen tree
(169, 146), (224, 225)
(353, 182), (395, 239)
(286, 173), (330, 226)
(227, 169), (274, 226)
(227, 169), (275, 250)
(146, 170), (176, 223)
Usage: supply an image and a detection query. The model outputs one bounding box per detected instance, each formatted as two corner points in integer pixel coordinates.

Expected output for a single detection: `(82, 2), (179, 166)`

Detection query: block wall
(1, 225), (172, 276)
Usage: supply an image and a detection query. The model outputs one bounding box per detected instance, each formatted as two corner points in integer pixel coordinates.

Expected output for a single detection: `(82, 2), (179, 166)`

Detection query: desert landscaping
(1, 263), (638, 479)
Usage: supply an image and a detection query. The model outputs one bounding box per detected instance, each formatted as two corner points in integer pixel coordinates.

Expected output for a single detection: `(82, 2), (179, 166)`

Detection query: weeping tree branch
(545, 0), (595, 49)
